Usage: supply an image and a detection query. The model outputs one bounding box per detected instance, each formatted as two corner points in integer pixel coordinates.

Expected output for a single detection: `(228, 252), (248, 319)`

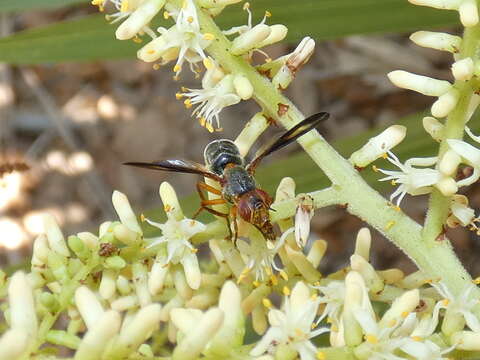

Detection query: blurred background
(1, 0), (478, 276)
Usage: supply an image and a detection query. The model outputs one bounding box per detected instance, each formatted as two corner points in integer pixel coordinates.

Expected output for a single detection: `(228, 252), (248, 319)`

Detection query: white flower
(250, 282), (327, 360)
(430, 281), (480, 335)
(376, 151), (440, 205)
(447, 127), (480, 186)
(145, 216), (205, 289)
(313, 280), (345, 330)
(237, 230), (286, 282)
(137, 0), (213, 76)
(446, 194), (478, 230)
(400, 339), (455, 360)
(180, 74), (241, 132)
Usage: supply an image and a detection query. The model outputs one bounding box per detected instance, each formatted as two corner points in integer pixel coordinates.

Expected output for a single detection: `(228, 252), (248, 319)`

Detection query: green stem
(196, 6), (477, 298)
(423, 26), (480, 247)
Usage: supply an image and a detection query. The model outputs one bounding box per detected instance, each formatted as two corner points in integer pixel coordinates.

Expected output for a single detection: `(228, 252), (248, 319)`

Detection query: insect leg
(200, 206), (233, 240)
(230, 205), (239, 246)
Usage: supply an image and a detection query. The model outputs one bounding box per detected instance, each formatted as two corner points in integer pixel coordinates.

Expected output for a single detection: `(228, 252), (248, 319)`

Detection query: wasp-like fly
(125, 112), (329, 242)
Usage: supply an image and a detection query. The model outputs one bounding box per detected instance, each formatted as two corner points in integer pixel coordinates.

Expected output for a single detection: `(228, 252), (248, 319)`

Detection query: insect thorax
(222, 166), (256, 202)
(204, 139), (243, 175)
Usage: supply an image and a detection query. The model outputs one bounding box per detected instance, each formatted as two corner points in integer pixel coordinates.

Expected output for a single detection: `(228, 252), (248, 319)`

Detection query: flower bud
(116, 275), (132, 296)
(410, 31), (461, 53)
(138, 36), (167, 63)
(435, 176), (458, 196)
(208, 282), (244, 355)
(172, 308), (224, 360)
(160, 295), (184, 321)
(452, 57), (474, 81)
(439, 149), (461, 176)
(75, 286), (104, 330)
(233, 74), (254, 100)
(252, 305), (268, 335)
(99, 269), (116, 300)
(448, 194), (476, 227)
(256, 24), (288, 48)
(115, 0), (166, 40)
(343, 271), (365, 346)
(234, 113), (268, 157)
(379, 289), (419, 328)
(350, 254), (384, 294)
(99, 221), (112, 237)
(132, 262), (152, 307)
(47, 251), (69, 283)
(407, 0), (462, 9)
(431, 88), (460, 118)
(0, 329), (29, 359)
(387, 70), (451, 96)
(74, 310), (121, 360)
(287, 37), (315, 72)
(159, 181), (184, 221)
(354, 228), (371, 261)
(113, 223), (139, 245)
(77, 232), (99, 250)
(451, 331), (480, 350)
(285, 245), (321, 283)
(422, 116), (444, 141)
(112, 190), (142, 234)
(9, 271), (37, 339)
(149, 258), (169, 295)
(231, 24), (271, 55)
(306, 239), (327, 268)
(459, 0), (479, 27)
(32, 234), (49, 266)
(350, 125), (406, 167)
(104, 256), (126, 270)
(111, 295), (139, 311)
(46, 330), (80, 350)
(115, 304), (162, 357)
(67, 235), (90, 261)
(43, 214), (70, 257)
(186, 288), (220, 309)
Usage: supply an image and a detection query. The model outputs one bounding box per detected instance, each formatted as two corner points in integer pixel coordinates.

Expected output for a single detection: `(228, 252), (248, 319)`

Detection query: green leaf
(0, 0), (459, 63)
(0, 0), (89, 12)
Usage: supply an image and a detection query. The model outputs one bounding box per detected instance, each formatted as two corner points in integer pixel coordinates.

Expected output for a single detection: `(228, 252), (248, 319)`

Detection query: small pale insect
(125, 112), (329, 242)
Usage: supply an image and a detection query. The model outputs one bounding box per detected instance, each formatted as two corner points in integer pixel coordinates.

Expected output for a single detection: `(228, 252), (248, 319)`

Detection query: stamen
(184, 99), (192, 109)
(120, 0), (129, 12)
(176, 93), (184, 100)
(282, 286), (290, 296)
(163, 11), (170, 19)
(365, 334), (378, 344)
(262, 298), (272, 308)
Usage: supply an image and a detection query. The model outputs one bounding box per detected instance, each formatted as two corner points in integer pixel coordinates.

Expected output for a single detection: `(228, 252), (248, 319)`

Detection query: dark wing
(246, 112), (329, 173)
(124, 159), (222, 181)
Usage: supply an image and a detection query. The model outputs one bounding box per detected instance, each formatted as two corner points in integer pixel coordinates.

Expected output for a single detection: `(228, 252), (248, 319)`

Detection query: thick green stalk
(423, 25), (480, 246)
(197, 7), (477, 297)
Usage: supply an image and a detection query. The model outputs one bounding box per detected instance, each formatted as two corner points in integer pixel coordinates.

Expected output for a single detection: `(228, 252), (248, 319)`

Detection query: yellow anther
(313, 281), (321, 286)
(184, 99), (192, 109)
(294, 328), (305, 338)
(279, 270), (289, 281)
(390, 180), (397, 186)
(182, 0), (187, 9)
(147, 49), (155, 54)
(175, 93), (184, 100)
(310, 293), (318, 301)
(265, 10), (272, 17)
(264, 266), (273, 277)
(473, 277), (480, 284)
(206, 123), (214, 133)
(253, 280), (261, 288)
(401, 311), (409, 318)
(331, 324), (338, 332)
(203, 57), (213, 69)
(215, 127), (223, 132)
(262, 298), (272, 308)
(181, 86), (188, 92)
(326, 317), (332, 324)
(203, 33), (215, 41)
(365, 334), (378, 344)
(270, 275), (278, 285)
(173, 64), (182, 73)
(381, 152), (388, 159)
(282, 286), (290, 296)
(388, 319), (397, 327)
(153, 64), (160, 70)
(187, 16), (194, 23)
(120, 0), (129, 12)
(411, 336), (422, 341)
(392, 205), (401, 212)
(164, 204), (172, 213)
(191, 248), (198, 253)
(237, 268), (250, 284)
(372, 165), (379, 172)
(133, 36), (142, 43)
(316, 351), (326, 360)
(442, 298), (450, 306)
(264, 57), (272, 63)
(198, 117), (207, 127)
(140, 214), (146, 222)
(243, 2), (250, 10)
(385, 220), (395, 230)
(163, 11), (170, 19)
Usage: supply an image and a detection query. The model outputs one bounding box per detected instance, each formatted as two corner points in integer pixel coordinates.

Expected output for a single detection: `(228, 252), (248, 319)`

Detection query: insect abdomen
(204, 139), (243, 175)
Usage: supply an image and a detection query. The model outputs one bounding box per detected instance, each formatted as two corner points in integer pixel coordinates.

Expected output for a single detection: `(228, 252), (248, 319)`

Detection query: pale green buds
(8, 271), (38, 340)
(422, 116), (444, 142)
(256, 24), (288, 48)
(115, 0), (166, 40)
(343, 271), (367, 346)
(233, 74), (254, 100)
(113, 223), (140, 245)
(43, 213), (70, 257)
(104, 256), (126, 270)
(431, 88), (460, 118)
(112, 190), (142, 234)
(387, 70), (451, 97)
(451, 331), (480, 350)
(99, 269), (116, 300)
(132, 262), (152, 307)
(0, 329), (29, 360)
(231, 24), (271, 55)
(410, 31), (461, 53)
(354, 228), (371, 260)
(32, 234), (49, 267)
(452, 57), (474, 81)
(67, 235), (90, 261)
(75, 286), (104, 330)
(234, 113), (268, 157)
(439, 149), (461, 176)
(350, 125), (406, 167)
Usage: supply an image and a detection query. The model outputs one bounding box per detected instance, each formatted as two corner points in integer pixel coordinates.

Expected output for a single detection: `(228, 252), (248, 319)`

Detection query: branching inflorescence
(3, 0), (480, 359)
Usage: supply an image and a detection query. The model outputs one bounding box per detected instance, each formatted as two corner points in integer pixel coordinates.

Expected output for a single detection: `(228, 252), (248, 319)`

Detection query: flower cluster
(2, 183), (480, 359)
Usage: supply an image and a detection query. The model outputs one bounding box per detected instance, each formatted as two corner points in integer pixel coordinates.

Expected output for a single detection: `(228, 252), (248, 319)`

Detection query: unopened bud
(388, 70), (451, 96)
(452, 57), (474, 81)
(431, 88), (460, 118)
(379, 289), (419, 328)
(287, 37), (315, 72)
(234, 113), (268, 157)
(448, 139), (480, 165)
(459, 0), (479, 27)
(112, 190), (142, 234)
(439, 149), (461, 176)
(233, 74), (254, 100)
(0, 329), (29, 359)
(451, 331), (480, 350)
(99, 269), (116, 300)
(435, 176), (458, 196)
(116, 0), (166, 40)
(423, 116), (444, 141)
(113, 223), (139, 245)
(350, 254), (384, 293)
(410, 31), (461, 53)
(231, 24), (271, 55)
(354, 228), (371, 261)
(159, 182), (184, 221)
(75, 286), (104, 330)
(9, 271), (37, 339)
(256, 24), (288, 48)
(350, 125), (406, 167)
(43, 214), (70, 257)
